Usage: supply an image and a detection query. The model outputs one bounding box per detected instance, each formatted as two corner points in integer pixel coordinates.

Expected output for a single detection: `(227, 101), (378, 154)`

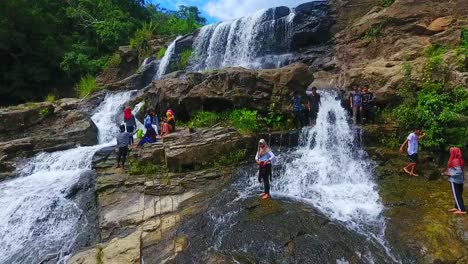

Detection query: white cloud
(204, 0), (313, 21)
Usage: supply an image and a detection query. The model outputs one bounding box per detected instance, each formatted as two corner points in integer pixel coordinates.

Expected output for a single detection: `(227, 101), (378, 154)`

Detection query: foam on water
(0, 91), (134, 263)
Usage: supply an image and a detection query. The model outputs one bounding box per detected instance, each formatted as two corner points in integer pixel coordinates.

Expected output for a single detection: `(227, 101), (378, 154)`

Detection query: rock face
(327, 0), (468, 105)
(290, 1), (331, 49)
(0, 99), (98, 180)
(133, 63), (314, 120)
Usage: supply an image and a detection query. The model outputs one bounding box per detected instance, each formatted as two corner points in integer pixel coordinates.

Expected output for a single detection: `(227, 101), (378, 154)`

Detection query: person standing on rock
(399, 129), (426, 176)
(306, 86), (321, 126)
(349, 85), (363, 124)
(255, 139), (277, 200)
(443, 147), (466, 215)
(124, 106), (137, 145)
(361, 85), (375, 124)
(116, 124), (135, 169)
(289, 90), (307, 128)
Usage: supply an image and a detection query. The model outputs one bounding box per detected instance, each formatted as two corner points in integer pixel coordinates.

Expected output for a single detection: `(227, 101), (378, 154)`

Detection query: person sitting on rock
(144, 110), (159, 136)
(349, 85), (363, 125)
(361, 85), (375, 124)
(137, 123), (157, 147)
(255, 139), (277, 200)
(161, 110), (175, 136)
(399, 129), (426, 176)
(116, 124), (135, 169)
(443, 147), (466, 215)
(288, 90), (307, 128)
(124, 106), (137, 145)
(306, 86), (321, 126)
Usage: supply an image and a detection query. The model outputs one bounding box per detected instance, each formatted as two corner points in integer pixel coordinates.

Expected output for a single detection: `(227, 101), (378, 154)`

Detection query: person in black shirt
(361, 85), (375, 124)
(306, 86), (321, 126)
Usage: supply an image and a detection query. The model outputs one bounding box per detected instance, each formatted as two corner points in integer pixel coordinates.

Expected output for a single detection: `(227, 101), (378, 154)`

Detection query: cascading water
(154, 36), (182, 80)
(0, 91), (134, 263)
(189, 7), (295, 71)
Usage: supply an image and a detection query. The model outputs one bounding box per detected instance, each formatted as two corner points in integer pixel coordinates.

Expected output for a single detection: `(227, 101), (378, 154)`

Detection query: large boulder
(290, 1), (332, 49)
(135, 63), (314, 120)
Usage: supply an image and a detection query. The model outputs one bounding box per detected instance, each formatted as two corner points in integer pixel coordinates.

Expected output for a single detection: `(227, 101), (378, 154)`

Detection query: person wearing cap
(361, 85), (375, 124)
(306, 86), (321, 126)
(399, 129), (426, 176)
(255, 139), (277, 200)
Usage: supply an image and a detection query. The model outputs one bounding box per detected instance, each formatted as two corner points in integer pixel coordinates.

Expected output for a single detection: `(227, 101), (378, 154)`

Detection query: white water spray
(0, 91), (134, 263)
(154, 36), (182, 80)
(190, 8), (295, 71)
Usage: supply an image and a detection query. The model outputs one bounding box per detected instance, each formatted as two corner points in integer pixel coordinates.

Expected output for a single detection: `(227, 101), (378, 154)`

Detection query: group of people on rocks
(399, 129), (465, 214)
(288, 84), (376, 128)
(289, 86), (322, 128)
(115, 105), (176, 169)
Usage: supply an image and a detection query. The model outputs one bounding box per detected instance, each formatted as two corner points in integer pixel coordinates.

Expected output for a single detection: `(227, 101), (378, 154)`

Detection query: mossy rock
(244, 198), (282, 221)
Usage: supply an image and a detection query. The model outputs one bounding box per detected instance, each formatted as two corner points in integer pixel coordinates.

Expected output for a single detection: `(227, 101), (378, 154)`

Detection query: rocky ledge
(0, 99), (98, 180)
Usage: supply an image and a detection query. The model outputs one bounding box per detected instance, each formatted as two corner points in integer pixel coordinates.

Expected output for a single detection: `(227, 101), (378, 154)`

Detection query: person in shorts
(399, 129), (426, 176)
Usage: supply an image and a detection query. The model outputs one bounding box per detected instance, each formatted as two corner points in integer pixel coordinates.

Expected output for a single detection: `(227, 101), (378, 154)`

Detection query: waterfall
(274, 93), (383, 225)
(0, 91), (135, 263)
(189, 7), (295, 71)
(154, 36), (182, 80)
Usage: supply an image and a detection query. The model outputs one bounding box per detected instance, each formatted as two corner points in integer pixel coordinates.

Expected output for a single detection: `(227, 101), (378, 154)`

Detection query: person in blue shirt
(349, 85), (363, 124)
(288, 90), (306, 128)
(255, 139), (277, 200)
(399, 129), (426, 176)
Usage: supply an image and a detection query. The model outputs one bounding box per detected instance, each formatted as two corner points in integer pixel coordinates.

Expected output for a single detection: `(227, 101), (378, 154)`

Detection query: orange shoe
(261, 194), (270, 200)
(259, 193), (266, 197)
(453, 210), (467, 215)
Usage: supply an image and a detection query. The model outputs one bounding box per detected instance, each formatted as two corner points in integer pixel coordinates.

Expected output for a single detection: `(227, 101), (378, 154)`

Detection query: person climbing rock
(399, 129), (426, 176)
(349, 85), (363, 125)
(116, 124), (135, 169)
(288, 90), (306, 128)
(443, 147), (465, 215)
(123, 106), (137, 145)
(161, 110), (175, 136)
(255, 139), (277, 200)
(137, 123), (157, 147)
(306, 86), (321, 126)
(361, 85), (375, 124)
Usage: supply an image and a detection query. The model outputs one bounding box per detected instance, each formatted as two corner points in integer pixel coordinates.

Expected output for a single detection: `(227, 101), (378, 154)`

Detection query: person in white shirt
(399, 129), (426, 176)
(255, 139), (277, 200)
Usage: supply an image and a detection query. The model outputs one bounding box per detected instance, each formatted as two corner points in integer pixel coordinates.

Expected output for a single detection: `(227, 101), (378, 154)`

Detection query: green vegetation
(214, 149), (247, 168)
(174, 49), (193, 71)
(364, 23), (384, 41)
(393, 48), (468, 150)
(157, 47), (167, 59)
(380, 0), (395, 7)
(45, 94), (56, 102)
(129, 160), (168, 176)
(455, 28), (468, 71)
(76, 75), (99, 98)
(39, 107), (52, 118)
(188, 109), (258, 134)
(0, 0), (205, 105)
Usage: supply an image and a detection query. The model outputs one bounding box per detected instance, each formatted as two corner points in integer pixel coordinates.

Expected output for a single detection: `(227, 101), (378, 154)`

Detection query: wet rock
(135, 63), (313, 119)
(0, 102), (54, 132)
(290, 1), (331, 49)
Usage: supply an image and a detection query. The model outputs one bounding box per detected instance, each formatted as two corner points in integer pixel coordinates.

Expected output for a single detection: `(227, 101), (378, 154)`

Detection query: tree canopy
(0, 0), (205, 105)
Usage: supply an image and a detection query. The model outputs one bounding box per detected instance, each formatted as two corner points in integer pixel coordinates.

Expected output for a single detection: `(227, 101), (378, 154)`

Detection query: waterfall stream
(154, 36), (181, 80)
(0, 91), (134, 263)
(189, 8), (295, 71)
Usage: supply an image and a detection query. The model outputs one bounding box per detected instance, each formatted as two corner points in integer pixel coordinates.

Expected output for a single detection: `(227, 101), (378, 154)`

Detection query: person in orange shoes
(255, 139), (277, 199)
(443, 147), (466, 215)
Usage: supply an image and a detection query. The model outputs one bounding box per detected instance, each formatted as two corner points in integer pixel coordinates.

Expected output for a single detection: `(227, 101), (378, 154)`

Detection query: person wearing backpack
(255, 139), (277, 200)
(443, 147), (466, 215)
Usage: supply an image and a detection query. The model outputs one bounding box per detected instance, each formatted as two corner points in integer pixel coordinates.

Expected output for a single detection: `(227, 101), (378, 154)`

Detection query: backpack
(144, 115), (152, 126)
(136, 129), (143, 139)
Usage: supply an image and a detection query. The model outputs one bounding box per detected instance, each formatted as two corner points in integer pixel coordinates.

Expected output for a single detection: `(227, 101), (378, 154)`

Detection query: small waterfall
(0, 91), (134, 263)
(189, 7), (295, 71)
(154, 36), (182, 80)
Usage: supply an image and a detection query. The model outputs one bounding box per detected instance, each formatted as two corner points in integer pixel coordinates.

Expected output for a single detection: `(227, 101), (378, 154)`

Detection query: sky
(153, 0), (315, 23)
